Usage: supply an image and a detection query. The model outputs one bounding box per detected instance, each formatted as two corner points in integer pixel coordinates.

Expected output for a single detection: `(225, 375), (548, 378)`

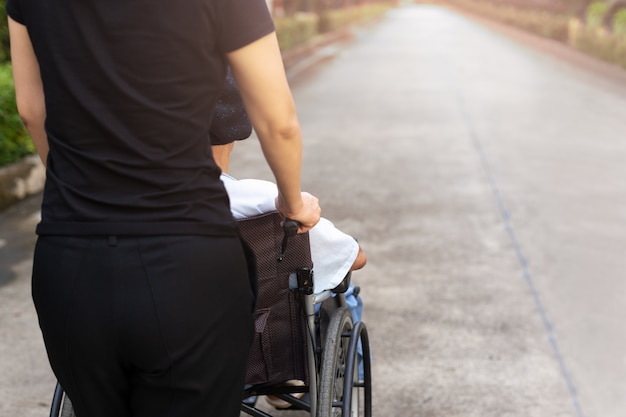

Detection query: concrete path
(2, 4), (626, 417)
(0, 192), (51, 416)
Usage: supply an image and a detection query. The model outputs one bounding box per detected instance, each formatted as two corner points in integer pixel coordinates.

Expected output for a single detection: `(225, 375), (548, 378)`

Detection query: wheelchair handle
(283, 218), (299, 237)
(279, 218), (299, 261)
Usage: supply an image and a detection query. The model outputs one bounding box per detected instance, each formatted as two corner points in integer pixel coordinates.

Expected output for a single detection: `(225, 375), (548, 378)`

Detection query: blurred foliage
(1, 0), (9, 63)
(569, 18), (626, 69)
(276, 2), (393, 50)
(0, 1), (35, 167)
(423, 0), (626, 69)
(569, 1), (626, 68)
(319, 3), (392, 32)
(276, 13), (320, 51)
(319, 7), (356, 33)
(485, 0), (578, 14)
(586, 1), (610, 26)
(426, 0), (571, 41)
(0, 64), (35, 167)
(614, 9), (626, 33)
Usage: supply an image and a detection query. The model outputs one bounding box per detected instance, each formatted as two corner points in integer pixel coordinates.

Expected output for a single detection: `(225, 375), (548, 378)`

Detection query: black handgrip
(279, 218), (299, 261)
(283, 218), (299, 237)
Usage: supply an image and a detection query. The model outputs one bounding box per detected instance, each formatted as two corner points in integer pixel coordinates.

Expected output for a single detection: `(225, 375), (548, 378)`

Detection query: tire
(50, 384), (76, 417)
(60, 394), (76, 417)
(318, 294), (345, 352)
(317, 307), (355, 417)
(345, 321), (372, 417)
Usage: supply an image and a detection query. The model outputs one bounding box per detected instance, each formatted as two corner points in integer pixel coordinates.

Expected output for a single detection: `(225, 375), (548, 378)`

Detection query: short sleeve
(6, 0), (25, 24)
(216, 0), (275, 53)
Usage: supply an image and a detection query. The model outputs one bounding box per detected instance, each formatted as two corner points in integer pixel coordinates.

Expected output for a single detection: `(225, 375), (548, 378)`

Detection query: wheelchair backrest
(237, 211), (313, 386)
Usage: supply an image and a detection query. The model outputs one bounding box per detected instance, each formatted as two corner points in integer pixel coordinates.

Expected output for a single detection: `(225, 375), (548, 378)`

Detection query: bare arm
(227, 32), (320, 231)
(8, 17), (48, 166)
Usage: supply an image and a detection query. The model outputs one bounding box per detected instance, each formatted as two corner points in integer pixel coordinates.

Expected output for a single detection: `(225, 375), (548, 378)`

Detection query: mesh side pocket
(238, 212), (312, 387)
(244, 281), (309, 386)
(246, 309), (272, 384)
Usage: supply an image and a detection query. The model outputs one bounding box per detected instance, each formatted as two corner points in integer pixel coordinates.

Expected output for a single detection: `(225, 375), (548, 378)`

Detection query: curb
(0, 155), (45, 211)
(282, 27), (353, 79)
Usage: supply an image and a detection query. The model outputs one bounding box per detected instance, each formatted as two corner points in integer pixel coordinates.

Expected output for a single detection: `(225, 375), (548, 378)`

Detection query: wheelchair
(49, 211), (372, 417)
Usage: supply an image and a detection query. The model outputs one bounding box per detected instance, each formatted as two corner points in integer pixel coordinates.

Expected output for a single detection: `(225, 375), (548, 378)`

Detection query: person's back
(9, 0), (274, 235)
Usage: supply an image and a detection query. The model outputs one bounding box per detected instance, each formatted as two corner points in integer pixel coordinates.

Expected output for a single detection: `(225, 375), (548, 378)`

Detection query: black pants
(32, 234), (255, 417)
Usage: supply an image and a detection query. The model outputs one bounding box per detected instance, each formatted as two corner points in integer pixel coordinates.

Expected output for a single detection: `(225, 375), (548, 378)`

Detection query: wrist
(276, 193), (303, 218)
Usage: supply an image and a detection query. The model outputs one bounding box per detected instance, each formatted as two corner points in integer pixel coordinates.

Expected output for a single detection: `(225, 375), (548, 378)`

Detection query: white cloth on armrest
(222, 175), (278, 218)
(307, 218), (359, 293)
(221, 173), (359, 294)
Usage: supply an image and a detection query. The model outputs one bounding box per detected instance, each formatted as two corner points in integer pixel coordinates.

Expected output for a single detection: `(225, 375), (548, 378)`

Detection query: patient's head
(210, 67), (251, 174)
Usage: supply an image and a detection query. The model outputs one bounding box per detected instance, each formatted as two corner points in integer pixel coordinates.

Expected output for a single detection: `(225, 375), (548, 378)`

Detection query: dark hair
(209, 68), (252, 145)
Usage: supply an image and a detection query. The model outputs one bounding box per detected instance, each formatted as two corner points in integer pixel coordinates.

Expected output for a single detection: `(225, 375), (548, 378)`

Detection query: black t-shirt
(6, 0), (274, 236)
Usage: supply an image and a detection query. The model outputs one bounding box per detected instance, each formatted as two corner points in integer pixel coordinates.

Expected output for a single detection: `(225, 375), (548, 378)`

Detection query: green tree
(0, 64), (34, 166)
(1, 0), (8, 63)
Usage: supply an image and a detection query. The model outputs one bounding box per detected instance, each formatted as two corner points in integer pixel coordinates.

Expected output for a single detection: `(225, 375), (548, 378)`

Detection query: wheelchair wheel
(318, 294), (345, 350)
(60, 395), (76, 417)
(50, 383), (76, 417)
(317, 307), (371, 417)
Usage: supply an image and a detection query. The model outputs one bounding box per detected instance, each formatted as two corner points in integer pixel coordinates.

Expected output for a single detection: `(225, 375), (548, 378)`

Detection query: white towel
(308, 218), (359, 294)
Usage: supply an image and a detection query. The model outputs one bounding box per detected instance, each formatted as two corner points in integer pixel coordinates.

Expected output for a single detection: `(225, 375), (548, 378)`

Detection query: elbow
(251, 100), (302, 145)
(16, 100), (45, 132)
(257, 115), (301, 145)
(18, 113), (36, 131)
(274, 117), (301, 142)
